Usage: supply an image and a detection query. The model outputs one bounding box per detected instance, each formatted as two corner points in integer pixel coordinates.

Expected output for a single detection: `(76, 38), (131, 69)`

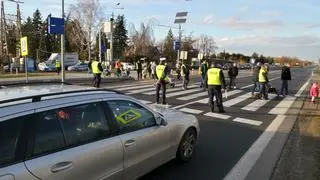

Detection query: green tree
(251, 52), (259, 62)
(163, 29), (176, 63)
(113, 15), (128, 59)
(30, 9), (43, 59)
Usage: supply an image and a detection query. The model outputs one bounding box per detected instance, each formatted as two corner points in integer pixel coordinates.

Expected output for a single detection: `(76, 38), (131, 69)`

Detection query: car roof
(0, 84), (123, 104)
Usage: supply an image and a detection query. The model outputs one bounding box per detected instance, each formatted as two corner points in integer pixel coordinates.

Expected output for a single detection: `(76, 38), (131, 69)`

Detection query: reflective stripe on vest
(92, 61), (101, 74)
(207, 68), (222, 85)
(56, 60), (61, 68)
(259, 68), (267, 83)
(156, 65), (166, 79)
(181, 64), (186, 76)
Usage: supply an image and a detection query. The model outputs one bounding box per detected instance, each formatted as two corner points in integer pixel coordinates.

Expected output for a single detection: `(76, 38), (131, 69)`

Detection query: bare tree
(195, 34), (218, 58)
(70, 0), (104, 61)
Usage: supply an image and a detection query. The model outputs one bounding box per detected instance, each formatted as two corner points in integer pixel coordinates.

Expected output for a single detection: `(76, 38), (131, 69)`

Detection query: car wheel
(176, 128), (196, 162)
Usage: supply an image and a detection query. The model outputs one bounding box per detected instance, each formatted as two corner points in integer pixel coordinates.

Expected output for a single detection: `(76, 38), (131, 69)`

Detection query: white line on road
(268, 96), (296, 115)
(167, 88), (203, 98)
(223, 75), (312, 180)
(204, 112), (231, 120)
(240, 77), (281, 90)
(197, 90), (243, 104)
(177, 91), (207, 101)
(241, 94), (277, 111)
(233, 117), (263, 126)
(179, 108), (203, 114)
(223, 92), (252, 107)
(143, 85), (198, 95)
(115, 84), (155, 91)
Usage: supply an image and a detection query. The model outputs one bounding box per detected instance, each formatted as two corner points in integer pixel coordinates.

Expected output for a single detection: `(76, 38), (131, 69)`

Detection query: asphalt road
(84, 68), (312, 180)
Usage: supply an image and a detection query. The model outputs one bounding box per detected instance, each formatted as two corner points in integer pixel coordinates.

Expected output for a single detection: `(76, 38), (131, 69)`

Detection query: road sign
(20, 37), (28, 56)
(103, 22), (112, 33)
(174, 41), (181, 51)
(180, 51), (188, 60)
(198, 53), (204, 60)
(250, 58), (255, 64)
(48, 17), (65, 34)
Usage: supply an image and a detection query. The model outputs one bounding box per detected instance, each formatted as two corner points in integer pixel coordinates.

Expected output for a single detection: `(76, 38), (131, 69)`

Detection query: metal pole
(24, 56), (28, 83)
(61, 0), (65, 82)
(110, 15), (114, 62)
(99, 29), (101, 62)
(177, 24), (181, 63)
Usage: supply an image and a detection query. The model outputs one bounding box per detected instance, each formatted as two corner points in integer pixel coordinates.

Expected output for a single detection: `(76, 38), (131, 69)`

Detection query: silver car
(0, 84), (199, 180)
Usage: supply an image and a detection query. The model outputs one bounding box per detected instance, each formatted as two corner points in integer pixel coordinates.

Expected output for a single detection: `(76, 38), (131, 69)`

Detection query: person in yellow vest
(181, 61), (189, 90)
(156, 58), (169, 104)
(91, 59), (104, 88)
(258, 64), (269, 100)
(205, 62), (227, 113)
(55, 59), (61, 75)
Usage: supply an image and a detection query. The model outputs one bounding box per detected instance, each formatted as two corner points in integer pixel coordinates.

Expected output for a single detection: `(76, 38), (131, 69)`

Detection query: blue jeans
(259, 82), (268, 99)
(281, 80), (288, 95)
(251, 80), (260, 94)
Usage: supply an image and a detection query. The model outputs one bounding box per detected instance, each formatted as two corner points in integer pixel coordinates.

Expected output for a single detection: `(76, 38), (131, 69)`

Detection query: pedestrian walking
(280, 63), (292, 96)
(200, 59), (209, 89)
(115, 59), (122, 78)
(156, 58), (169, 104)
(147, 62), (152, 78)
(205, 63), (227, 113)
(151, 61), (157, 79)
(91, 59), (103, 88)
(310, 82), (319, 104)
(176, 62), (181, 80)
(55, 59), (61, 75)
(258, 64), (269, 100)
(251, 62), (261, 96)
(228, 63), (238, 89)
(136, 60), (142, 80)
(181, 61), (189, 90)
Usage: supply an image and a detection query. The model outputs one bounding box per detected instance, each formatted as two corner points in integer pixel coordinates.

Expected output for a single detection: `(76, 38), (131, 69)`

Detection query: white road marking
(204, 112), (231, 120)
(115, 84), (155, 91)
(197, 90), (243, 104)
(179, 108), (203, 114)
(223, 92), (252, 107)
(127, 84), (184, 95)
(241, 94), (277, 111)
(177, 91), (207, 101)
(166, 88), (203, 98)
(233, 117), (263, 126)
(143, 85), (198, 95)
(223, 75), (311, 180)
(268, 96), (296, 115)
(240, 77), (281, 90)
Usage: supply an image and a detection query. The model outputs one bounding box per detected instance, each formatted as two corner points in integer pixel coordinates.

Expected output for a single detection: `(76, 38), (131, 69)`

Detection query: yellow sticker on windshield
(116, 109), (142, 125)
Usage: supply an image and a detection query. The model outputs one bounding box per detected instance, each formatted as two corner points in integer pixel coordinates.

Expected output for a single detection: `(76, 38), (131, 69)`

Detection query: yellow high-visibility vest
(92, 61), (101, 74)
(207, 68), (222, 85)
(259, 68), (267, 83)
(156, 64), (166, 79)
(56, 60), (61, 68)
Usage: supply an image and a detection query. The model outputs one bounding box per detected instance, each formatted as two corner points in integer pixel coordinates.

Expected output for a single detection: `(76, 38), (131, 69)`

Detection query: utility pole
(110, 13), (114, 62)
(177, 24), (181, 62)
(61, 0), (65, 82)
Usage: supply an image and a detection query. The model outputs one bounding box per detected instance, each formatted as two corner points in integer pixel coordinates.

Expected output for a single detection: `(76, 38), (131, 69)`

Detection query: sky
(5, 0), (320, 61)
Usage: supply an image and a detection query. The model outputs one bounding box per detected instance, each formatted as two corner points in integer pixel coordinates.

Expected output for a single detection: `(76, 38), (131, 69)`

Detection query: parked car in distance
(38, 62), (56, 72)
(122, 62), (135, 71)
(0, 84), (199, 180)
(67, 62), (88, 71)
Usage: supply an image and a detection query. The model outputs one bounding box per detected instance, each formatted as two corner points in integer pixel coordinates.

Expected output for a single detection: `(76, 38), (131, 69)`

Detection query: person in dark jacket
(280, 63), (292, 96)
(251, 62), (261, 95)
(136, 60), (142, 80)
(228, 63), (238, 89)
(200, 60), (209, 89)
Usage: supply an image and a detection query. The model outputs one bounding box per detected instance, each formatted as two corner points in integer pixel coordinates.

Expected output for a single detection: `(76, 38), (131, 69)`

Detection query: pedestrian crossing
(107, 81), (297, 127)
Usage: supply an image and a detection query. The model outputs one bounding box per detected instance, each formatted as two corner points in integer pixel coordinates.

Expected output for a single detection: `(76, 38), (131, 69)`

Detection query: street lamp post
(174, 12), (188, 63)
(61, 0), (65, 82)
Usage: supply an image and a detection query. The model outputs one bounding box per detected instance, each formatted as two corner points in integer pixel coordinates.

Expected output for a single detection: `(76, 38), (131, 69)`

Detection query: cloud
(203, 15), (214, 24)
(303, 23), (320, 29)
(238, 6), (249, 12)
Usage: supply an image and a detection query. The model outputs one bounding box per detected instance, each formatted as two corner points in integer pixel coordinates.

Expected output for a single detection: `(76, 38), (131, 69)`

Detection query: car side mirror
(156, 115), (167, 126)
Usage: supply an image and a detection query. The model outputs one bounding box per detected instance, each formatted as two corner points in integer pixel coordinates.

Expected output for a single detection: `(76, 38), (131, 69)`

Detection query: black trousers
(93, 73), (101, 88)
(137, 70), (142, 80)
(229, 76), (236, 89)
(56, 67), (61, 75)
(156, 80), (166, 104)
(208, 85), (224, 111)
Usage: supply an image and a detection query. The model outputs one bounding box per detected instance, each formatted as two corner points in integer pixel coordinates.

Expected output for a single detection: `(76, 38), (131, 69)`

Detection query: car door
(105, 100), (173, 180)
(24, 102), (124, 180)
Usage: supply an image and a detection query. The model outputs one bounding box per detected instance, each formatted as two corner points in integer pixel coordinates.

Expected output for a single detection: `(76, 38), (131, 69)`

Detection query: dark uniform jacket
(281, 66), (291, 80)
(252, 66), (261, 81)
(228, 66), (238, 77)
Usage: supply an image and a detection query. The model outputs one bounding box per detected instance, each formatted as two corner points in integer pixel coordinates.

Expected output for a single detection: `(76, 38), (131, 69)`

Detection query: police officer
(91, 59), (103, 88)
(205, 62), (227, 113)
(181, 61), (189, 90)
(156, 58), (169, 104)
(258, 64), (269, 100)
(56, 59), (61, 75)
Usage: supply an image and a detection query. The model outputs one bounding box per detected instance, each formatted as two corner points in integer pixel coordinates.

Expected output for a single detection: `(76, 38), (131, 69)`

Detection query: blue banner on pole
(48, 17), (65, 34)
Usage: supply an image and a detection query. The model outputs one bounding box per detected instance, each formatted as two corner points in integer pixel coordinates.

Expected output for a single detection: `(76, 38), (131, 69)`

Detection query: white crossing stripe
(197, 90), (243, 104)
(115, 84), (155, 91)
(143, 85), (198, 95)
(137, 99), (152, 104)
(178, 91), (207, 101)
(223, 92), (252, 107)
(167, 88), (202, 98)
(241, 94), (277, 111)
(127, 84), (183, 95)
(179, 108), (203, 114)
(269, 96), (296, 115)
(233, 117), (263, 126)
(204, 112), (231, 120)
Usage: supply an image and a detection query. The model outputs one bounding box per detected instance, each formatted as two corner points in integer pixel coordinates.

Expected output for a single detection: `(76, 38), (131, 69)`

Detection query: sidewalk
(271, 70), (320, 180)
